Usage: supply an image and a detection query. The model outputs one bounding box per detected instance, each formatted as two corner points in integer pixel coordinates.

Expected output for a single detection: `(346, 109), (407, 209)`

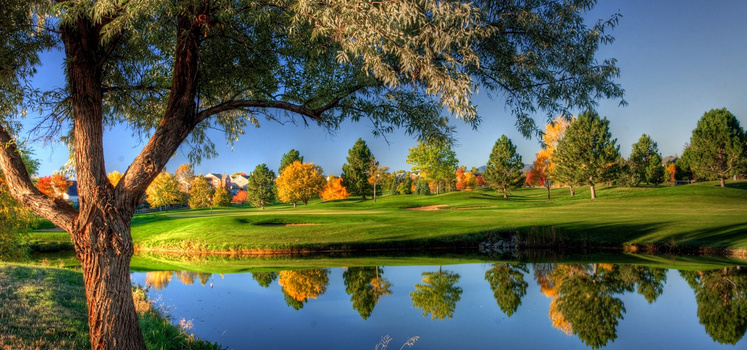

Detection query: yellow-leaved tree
(145, 171), (181, 211)
(276, 161), (326, 207)
(320, 175), (350, 201)
(107, 170), (123, 187)
(278, 269), (330, 304)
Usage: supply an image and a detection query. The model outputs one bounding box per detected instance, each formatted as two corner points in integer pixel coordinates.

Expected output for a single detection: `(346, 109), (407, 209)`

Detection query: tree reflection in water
(411, 267), (462, 320)
(343, 266), (392, 320)
(681, 266), (747, 345)
(278, 269), (330, 310)
(251, 271), (278, 288)
(485, 263), (528, 317)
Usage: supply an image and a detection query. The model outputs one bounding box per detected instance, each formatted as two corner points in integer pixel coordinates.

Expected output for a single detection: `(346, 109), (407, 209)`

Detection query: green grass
(0, 263), (222, 350)
(28, 180), (747, 252)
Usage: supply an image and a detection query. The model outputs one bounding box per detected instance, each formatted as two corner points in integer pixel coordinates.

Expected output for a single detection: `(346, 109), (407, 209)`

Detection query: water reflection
(138, 262), (746, 349)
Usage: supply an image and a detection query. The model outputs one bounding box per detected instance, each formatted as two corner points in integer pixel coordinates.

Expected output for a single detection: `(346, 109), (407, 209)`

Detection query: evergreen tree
(279, 149), (304, 175)
(645, 153), (665, 187)
(341, 138), (373, 199)
(554, 111), (620, 199)
(483, 135), (524, 199)
(247, 163), (276, 209)
(681, 108), (746, 187)
(629, 134), (660, 186)
(188, 175), (213, 209)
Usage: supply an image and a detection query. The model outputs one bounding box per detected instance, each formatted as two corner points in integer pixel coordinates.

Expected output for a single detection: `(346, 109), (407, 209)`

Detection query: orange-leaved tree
(321, 175), (350, 201)
(231, 190), (248, 206)
(276, 161), (326, 207)
(278, 269), (330, 303)
(526, 152), (552, 199)
(36, 174), (71, 199)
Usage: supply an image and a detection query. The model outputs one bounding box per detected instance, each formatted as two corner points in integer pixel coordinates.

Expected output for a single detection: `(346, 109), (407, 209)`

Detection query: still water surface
(131, 262), (746, 349)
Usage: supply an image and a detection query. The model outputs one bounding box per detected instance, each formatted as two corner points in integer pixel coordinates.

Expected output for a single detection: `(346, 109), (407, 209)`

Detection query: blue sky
(23, 0), (747, 177)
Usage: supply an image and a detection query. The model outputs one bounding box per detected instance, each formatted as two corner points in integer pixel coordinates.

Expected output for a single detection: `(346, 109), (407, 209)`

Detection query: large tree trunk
(720, 177), (726, 187)
(590, 184), (597, 199)
(77, 215), (144, 349)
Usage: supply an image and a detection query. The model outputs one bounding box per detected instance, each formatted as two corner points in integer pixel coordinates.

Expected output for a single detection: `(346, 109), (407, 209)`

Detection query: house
(63, 180), (79, 206)
(229, 174), (249, 195)
(204, 173), (230, 189)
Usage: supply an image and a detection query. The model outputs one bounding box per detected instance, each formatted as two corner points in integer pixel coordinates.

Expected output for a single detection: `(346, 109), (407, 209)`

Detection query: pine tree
(483, 135), (524, 199)
(554, 111), (620, 199)
(247, 163), (276, 209)
(629, 134), (660, 186)
(279, 149), (303, 174)
(646, 153), (665, 187)
(341, 138), (373, 199)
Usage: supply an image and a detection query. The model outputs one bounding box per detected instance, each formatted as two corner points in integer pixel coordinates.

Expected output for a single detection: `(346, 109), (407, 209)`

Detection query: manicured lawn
(29, 180), (747, 252)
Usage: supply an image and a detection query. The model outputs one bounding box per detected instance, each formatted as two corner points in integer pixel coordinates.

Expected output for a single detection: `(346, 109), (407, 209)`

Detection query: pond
(130, 258), (747, 349)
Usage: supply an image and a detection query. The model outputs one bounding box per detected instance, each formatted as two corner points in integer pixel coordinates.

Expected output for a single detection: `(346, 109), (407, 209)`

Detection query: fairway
(101, 181), (747, 253)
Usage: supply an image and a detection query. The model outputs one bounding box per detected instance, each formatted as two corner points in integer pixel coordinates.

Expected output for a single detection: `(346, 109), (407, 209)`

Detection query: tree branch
(0, 126), (77, 232)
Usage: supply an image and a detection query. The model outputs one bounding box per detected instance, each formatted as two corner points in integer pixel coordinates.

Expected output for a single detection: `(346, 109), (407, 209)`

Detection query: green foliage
(407, 142), (458, 194)
(682, 108), (747, 186)
(629, 134), (660, 186)
(247, 164), (276, 209)
(411, 269), (462, 320)
(554, 111), (620, 198)
(483, 135), (524, 199)
(279, 149), (303, 175)
(485, 263), (528, 317)
(251, 271), (278, 288)
(415, 181), (431, 195)
(343, 266), (391, 320)
(341, 138), (373, 199)
(188, 175), (213, 209)
(646, 153), (665, 187)
(212, 186), (231, 207)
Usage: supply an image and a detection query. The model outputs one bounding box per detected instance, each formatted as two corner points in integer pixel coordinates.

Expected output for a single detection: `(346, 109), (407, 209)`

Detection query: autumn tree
(231, 190), (247, 206)
(680, 108), (746, 187)
(174, 163), (194, 194)
(37, 174), (72, 199)
(526, 152), (552, 199)
(107, 170), (123, 187)
(411, 268), (463, 320)
(145, 171), (181, 210)
(320, 175), (350, 201)
(212, 185), (231, 207)
(537, 116), (572, 195)
(407, 142), (458, 195)
(0, 0), (624, 347)
(188, 175), (213, 209)
(276, 161), (326, 206)
(279, 149), (304, 175)
(483, 135), (524, 199)
(278, 269), (330, 308)
(554, 111), (620, 199)
(367, 157), (389, 202)
(341, 138), (373, 199)
(246, 163), (275, 209)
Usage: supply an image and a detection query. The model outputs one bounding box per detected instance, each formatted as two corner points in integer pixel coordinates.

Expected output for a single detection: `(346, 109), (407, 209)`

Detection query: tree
(107, 170), (123, 187)
(276, 161), (326, 206)
(367, 157), (388, 202)
(485, 263), (529, 317)
(629, 134), (659, 186)
(341, 138), (373, 199)
(174, 163), (194, 194)
(682, 108), (746, 187)
(0, 150), (38, 259)
(231, 190), (247, 206)
(37, 174), (72, 199)
(320, 175), (350, 201)
(538, 116), (572, 195)
(212, 185), (231, 207)
(483, 135), (524, 199)
(251, 272), (278, 288)
(406, 142), (458, 195)
(246, 163), (275, 209)
(188, 175), (213, 209)
(279, 149), (304, 175)
(526, 152), (552, 199)
(645, 153), (665, 187)
(0, 1), (624, 347)
(343, 266), (392, 320)
(411, 268), (463, 320)
(145, 171), (181, 210)
(278, 269), (330, 308)
(554, 111), (620, 199)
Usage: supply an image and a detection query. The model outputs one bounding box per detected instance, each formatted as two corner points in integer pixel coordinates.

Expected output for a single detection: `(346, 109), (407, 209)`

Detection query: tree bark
(720, 177), (726, 187)
(546, 186), (551, 200)
(570, 185), (575, 196)
(590, 184), (597, 199)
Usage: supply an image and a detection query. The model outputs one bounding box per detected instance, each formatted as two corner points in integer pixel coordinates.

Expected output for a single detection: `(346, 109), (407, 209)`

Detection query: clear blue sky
(23, 0), (747, 177)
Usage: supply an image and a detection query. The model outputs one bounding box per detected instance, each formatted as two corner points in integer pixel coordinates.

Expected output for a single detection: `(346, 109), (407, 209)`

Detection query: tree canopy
(276, 161), (326, 206)
(341, 138), (373, 199)
(246, 163), (275, 209)
(483, 135), (524, 199)
(406, 142), (458, 194)
(0, 1), (624, 348)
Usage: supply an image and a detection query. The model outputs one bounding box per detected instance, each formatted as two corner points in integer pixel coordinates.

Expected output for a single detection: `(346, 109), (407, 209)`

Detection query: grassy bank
(28, 181), (747, 253)
(0, 263), (221, 350)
